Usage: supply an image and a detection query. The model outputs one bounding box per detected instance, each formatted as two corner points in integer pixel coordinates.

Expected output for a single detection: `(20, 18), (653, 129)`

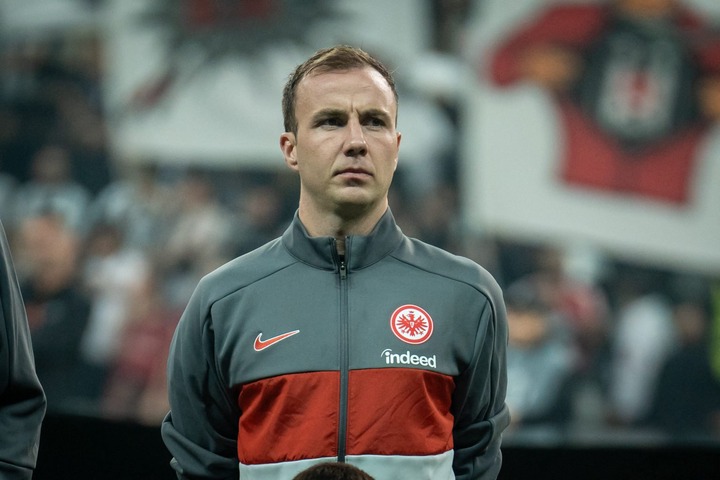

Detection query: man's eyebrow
(360, 108), (392, 120)
(312, 108), (346, 120)
(310, 107), (393, 124)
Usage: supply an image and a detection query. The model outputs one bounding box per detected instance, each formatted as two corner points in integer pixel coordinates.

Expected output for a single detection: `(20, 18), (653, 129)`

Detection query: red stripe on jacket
(237, 369), (455, 464)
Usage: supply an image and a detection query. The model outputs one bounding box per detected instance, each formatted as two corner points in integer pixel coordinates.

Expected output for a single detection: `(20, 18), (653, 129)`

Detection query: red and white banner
(461, 0), (720, 274)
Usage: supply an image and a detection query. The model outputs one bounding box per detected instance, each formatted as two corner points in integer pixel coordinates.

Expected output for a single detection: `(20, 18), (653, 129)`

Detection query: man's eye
(365, 117), (386, 128)
(319, 117), (342, 127)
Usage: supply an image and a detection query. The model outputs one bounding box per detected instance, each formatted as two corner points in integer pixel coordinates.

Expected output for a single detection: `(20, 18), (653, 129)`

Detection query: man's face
(280, 66), (401, 219)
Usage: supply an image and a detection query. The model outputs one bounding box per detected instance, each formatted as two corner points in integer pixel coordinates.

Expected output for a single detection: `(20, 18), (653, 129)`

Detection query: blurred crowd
(0, 2), (719, 447)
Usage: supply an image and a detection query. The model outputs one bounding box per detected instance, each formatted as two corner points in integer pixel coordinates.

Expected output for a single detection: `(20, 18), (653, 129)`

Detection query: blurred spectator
(13, 213), (95, 413)
(647, 276), (720, 437)
(230, 182), (288, 256)
(58, 86), (112, 196)
(605, 264), (677, 426)
(410, 183), (462, 253)
(41, 33), (111, 196)
(0, 105), (22, 217)
(504, 277), (576, 429)
(494, 240), (544, 287)
(392, 85), (457, 197)
(159, 169), (235, 307)
(11, 143), (90, 233)
(0, 98), (57, 185)
(0, 41), (48, 103)
(533, 245), (610, 376)
(79, 222), (151, 391)
(101, 267), (181, 425)
(430, 0), (473, 54)
(89, 163), (175, 251)
(0, 161), (17, 222)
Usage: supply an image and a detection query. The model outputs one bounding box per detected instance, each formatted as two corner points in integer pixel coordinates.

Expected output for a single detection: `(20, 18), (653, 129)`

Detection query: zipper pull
(339, 259), (347, 279)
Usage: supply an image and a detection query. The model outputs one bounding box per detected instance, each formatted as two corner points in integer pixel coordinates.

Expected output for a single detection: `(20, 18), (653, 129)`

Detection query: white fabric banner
(461, 0), (720, 274)
(100, 0), (439, 170)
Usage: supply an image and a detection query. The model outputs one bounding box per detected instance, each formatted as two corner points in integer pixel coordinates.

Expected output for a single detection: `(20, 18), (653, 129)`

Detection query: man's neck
(297, 201), (387, 254)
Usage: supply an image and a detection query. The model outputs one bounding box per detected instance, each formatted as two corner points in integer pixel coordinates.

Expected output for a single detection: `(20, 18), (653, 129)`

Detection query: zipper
(336, 240), (349, 462)
(339, 258), (348, 279)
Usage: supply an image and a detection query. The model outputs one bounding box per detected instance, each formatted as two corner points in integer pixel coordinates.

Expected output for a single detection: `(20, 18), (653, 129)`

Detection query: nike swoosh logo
(253, 330), (300, 352)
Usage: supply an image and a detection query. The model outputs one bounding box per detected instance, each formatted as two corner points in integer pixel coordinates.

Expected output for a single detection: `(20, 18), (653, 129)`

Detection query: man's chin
(333, 195), (379, 216)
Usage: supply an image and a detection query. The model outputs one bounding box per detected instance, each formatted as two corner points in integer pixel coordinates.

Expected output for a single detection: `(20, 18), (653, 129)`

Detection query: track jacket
(0, 220), (46, 480)
(162, 209), (509, 479)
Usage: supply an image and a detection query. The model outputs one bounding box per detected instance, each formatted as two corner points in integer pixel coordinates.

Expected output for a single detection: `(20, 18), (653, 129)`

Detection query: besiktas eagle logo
(390, 305), (433, 345)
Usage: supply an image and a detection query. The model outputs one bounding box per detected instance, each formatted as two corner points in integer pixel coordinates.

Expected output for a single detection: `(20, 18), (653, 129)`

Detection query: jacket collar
(281, 208), (404, 271)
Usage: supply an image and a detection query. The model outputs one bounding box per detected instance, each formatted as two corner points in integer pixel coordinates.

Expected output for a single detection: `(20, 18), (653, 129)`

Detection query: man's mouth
(336, 168), (371, 177)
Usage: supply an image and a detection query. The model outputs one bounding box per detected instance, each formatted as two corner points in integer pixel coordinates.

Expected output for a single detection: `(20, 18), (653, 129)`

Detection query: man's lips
(336, 168), (372, 177)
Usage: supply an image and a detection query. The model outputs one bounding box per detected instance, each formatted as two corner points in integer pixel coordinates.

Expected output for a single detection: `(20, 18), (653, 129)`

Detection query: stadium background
(0, 0), (719, 478)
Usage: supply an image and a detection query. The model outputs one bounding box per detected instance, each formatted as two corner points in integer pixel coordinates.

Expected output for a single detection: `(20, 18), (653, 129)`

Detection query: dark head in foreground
(292, 461), (375, 480)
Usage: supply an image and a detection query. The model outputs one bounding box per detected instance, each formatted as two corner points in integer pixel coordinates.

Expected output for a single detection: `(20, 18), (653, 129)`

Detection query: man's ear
(280, 132), (298, 171)
(393, 131), (402, 171)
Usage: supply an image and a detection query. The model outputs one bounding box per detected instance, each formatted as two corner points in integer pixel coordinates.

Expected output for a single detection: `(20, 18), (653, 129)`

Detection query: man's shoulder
(393, 237), (501, 296)
(197, 237), (292, 298)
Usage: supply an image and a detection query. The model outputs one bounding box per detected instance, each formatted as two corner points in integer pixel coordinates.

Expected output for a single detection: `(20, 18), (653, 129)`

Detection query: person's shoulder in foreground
(0, 220), (47, 480)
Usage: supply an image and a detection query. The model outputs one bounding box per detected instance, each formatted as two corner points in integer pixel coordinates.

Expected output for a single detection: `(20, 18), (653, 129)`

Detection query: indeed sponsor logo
(381, 349), (437, 369)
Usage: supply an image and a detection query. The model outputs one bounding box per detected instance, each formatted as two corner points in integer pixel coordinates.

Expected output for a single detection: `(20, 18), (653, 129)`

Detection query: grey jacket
(162, 209), (509, 479)
(0, 221), (46, 479)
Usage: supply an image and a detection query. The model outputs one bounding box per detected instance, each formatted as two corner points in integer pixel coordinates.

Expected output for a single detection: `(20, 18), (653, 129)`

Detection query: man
(162, 45), (509, 479)
(15, 213), (94, 412)
(0, 220), (46, 479)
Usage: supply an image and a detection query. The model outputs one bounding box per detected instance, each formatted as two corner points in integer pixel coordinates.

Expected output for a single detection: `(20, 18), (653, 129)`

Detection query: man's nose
(344, 120), (367, 157)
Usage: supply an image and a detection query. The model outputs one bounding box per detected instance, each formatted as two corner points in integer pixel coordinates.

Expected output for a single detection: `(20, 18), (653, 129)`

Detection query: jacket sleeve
(452, 279), (510, 480)
(161, 283), (241, 480)
(0, 221), (46, 480)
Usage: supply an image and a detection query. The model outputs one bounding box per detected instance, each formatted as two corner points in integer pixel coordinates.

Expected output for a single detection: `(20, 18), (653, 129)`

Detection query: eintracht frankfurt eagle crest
(390, 305), (433, 345)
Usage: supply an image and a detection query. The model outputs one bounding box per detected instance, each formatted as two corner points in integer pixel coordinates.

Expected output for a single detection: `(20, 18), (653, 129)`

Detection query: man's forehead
(297, 68), (396, 112)
(300, 68), (392, 97)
